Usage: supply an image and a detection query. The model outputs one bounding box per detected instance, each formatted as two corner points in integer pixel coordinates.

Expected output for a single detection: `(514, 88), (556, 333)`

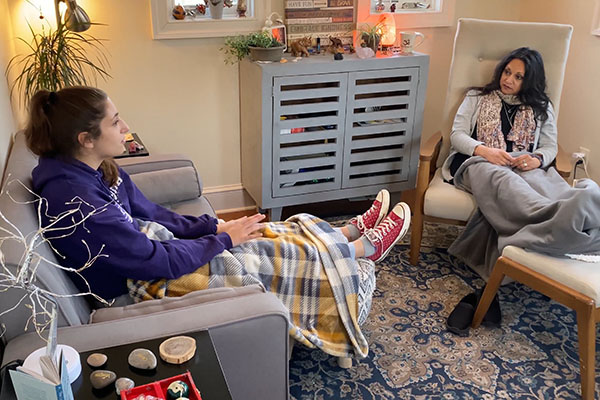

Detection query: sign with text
(285, 0), (355, 46)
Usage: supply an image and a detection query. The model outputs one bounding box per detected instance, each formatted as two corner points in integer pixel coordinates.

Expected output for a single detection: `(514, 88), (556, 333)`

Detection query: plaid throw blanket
(128, 213), (370, 358)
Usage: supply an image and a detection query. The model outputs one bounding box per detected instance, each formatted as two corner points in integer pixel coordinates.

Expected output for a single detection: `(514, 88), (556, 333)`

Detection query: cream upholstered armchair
(409, 18), (572, 268)
(411, 19), (600, 400)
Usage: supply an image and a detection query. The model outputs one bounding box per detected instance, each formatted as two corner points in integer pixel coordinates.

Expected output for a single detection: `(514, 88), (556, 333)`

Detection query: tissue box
(120, 371), (201, 400)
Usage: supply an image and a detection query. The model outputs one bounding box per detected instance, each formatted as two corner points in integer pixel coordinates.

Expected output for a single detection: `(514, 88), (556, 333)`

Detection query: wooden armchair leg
(409, 213), (423, 265)
(472, 259), (505, 328)
(575, 304), (596, 400)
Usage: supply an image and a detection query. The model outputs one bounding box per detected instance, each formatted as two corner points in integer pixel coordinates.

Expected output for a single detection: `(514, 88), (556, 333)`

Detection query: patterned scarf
(476, 90), (536, 151)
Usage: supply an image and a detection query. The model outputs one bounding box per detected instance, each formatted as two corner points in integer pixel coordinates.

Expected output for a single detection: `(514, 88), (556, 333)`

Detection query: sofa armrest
(2, 288), (290, 400)
(89, 285), (266, 323)
(116, 154), (203, 205)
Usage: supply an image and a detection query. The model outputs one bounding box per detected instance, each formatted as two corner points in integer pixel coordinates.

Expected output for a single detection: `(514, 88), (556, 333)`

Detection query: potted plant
(6, 7), (110, 107)
(357, 23), (383, 53)
(221, 30), (284, 64)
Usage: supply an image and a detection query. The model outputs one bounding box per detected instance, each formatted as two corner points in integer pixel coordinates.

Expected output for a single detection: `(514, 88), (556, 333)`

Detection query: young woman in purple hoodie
(26, 86), (411, 301)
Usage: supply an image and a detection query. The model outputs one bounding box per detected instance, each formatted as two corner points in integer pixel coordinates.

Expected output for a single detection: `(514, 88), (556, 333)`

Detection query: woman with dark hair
(25, 86), (411, 357)
(443, 48), (600, 336)
(443, 47), (555, 178)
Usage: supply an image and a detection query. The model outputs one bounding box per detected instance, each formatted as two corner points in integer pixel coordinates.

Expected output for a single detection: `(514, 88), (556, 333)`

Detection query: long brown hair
(24, 86), (119, 186)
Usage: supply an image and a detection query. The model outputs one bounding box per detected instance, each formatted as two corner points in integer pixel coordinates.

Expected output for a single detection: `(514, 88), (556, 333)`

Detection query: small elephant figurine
(290, 37), (312, 57)
(328, 36), (344, 54)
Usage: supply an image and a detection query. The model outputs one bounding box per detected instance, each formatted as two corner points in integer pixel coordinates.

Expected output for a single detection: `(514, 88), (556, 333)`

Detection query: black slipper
(446, 292), (478, 337)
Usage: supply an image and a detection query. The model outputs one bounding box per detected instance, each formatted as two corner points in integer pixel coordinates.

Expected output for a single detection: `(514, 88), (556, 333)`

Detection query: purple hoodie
(32, 157), (232, 300)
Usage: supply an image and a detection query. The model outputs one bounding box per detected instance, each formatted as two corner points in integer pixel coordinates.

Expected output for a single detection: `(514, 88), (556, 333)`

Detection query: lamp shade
(63, 0), (91, 32)
(379, 13), (396, 46)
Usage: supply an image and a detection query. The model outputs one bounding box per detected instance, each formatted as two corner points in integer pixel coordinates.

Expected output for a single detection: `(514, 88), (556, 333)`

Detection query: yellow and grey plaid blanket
(128, 213), (369, 358)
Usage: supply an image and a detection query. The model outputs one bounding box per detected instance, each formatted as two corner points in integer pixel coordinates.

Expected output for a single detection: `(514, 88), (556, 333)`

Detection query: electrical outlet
(579, 146), (590, 161)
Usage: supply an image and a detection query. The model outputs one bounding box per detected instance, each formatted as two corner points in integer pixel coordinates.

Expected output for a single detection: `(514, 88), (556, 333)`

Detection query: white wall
(520, 0), (600, 182)
(3, 0), (597, 185)
(0, 0), (16, 179)
(7, 0), (249, 188)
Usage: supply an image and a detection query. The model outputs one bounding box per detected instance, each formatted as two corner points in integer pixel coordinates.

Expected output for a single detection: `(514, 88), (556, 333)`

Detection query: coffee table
(72, 330), (232, 399)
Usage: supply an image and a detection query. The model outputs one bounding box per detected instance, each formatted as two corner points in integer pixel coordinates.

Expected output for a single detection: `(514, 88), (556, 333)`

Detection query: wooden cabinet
(240, 53), (429, 220)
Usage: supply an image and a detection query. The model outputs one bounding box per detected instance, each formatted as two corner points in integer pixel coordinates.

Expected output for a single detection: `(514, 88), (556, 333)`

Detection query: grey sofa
(0, 132), (290, 399)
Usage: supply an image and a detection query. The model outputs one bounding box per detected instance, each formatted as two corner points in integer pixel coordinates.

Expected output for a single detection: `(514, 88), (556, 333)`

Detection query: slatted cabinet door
(342, 67), (419, 188)
(272, 73), (348, 197)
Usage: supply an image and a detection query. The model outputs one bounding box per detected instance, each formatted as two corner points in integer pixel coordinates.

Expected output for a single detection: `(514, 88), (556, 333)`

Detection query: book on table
(10, 350), (74, 400)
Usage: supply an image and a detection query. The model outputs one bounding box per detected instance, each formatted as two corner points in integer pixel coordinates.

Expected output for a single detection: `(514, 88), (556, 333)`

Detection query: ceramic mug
(400, 31), (425, 54)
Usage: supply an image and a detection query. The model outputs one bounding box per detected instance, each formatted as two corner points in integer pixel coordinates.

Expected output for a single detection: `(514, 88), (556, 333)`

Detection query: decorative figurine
(328, 36), (344, 54)
(375, 0), (385, 12)
(236, 0), (247, 17)
(172, 5), (185, 20)
(196, 3), (206, 14)
(290, 37), (312, 57)
(167, 380), (189, 399)
(390, 3), (396, 12)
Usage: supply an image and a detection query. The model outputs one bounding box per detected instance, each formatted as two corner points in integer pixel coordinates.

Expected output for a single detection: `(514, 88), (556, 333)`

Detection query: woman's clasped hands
(474, 145), (540, 171)
(216, 213), (267, 246)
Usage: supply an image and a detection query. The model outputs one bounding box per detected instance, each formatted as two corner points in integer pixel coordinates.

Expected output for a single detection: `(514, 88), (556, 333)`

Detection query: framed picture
(270, 24), (288, 50)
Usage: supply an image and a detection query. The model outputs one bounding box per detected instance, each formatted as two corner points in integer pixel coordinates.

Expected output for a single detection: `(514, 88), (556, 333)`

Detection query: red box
(120, 371), (202, 400)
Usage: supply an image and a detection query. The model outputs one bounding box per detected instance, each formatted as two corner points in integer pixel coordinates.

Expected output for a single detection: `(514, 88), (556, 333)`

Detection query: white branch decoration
(0, 177), (113, 345)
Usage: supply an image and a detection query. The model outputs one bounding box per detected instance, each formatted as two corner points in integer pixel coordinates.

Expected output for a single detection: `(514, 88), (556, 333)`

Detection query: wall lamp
(53, 0), (91, 32)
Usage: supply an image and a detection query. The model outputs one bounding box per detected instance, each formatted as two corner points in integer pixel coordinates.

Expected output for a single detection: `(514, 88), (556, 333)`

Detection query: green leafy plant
(221, 31), (283, 65)
(6, 17), (110, 107)
(357, 23), (383, 51)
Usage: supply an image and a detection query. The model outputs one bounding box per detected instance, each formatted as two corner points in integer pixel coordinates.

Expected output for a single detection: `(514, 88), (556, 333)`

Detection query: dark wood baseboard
(216, 208), (258, 220)
(215, 190), (416, 222)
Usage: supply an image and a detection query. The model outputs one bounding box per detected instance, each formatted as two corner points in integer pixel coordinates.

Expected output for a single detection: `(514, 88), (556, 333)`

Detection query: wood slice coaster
(159, 336), (197, 364)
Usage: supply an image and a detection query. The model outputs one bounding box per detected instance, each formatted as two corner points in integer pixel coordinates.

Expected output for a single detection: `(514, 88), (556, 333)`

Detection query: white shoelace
(365, 218), (397, 244)
(353, 215), (367, 232)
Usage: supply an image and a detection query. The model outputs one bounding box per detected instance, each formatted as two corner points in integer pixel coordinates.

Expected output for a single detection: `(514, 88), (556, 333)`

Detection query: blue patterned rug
(289, 222), (598, 399)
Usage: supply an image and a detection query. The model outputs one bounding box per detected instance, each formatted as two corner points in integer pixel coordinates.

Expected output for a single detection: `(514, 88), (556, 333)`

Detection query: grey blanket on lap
(448, 156), (600, 279)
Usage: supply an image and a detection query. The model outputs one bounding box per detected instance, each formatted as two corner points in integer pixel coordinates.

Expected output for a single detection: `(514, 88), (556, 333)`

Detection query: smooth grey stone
(86, 353), (107, 368)
(127, 348), (157, 370)
(115, 377), (135, 395)
(90, 370), (116, 390)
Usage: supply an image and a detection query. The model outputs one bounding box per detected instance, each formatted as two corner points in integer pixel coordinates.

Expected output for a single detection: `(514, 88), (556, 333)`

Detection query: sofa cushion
(502, 246), (600, 304)
(169, 196), (216, 218)
(117, 154), (203, 205)
(126, 166), (201, 205)
(424, 168), (476, 221)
